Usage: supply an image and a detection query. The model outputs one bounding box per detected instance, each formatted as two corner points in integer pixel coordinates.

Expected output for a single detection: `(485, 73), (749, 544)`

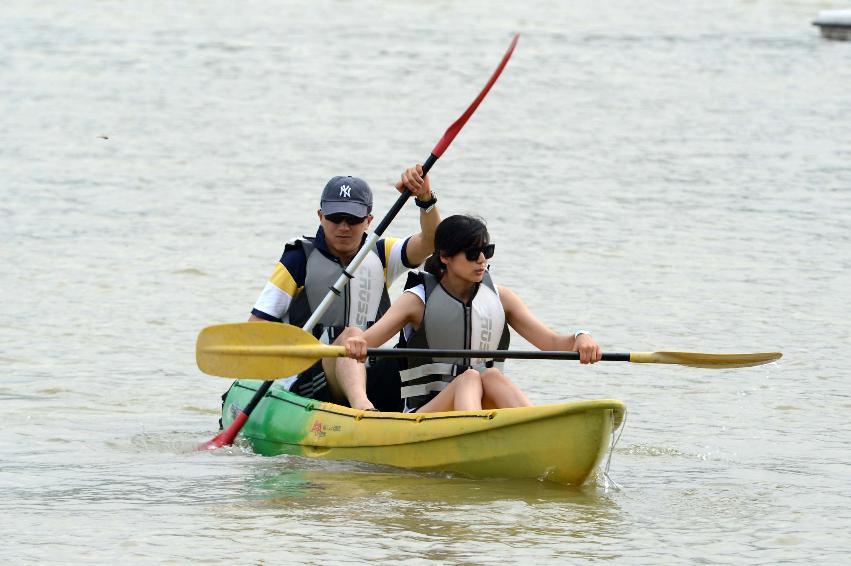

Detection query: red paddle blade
(196, 411), (247, 451)
(431, 33), (519, 158)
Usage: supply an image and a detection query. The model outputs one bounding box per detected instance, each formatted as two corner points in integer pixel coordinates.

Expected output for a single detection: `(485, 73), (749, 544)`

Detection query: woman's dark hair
(423, 214), (490, 277)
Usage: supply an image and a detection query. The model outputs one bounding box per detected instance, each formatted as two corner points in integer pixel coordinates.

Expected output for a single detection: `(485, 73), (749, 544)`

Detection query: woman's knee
(455, 369), (483, 388)
(480, 368), (532, 408)
(457, 368), (481, 379)
(480, 367), (507, 384)
(480, 368), (517, 396)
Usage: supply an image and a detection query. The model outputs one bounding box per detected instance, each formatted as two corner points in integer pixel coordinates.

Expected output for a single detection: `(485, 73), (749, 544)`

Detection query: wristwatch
(415, 191), (437, 213)
(574, 330), (592, 339)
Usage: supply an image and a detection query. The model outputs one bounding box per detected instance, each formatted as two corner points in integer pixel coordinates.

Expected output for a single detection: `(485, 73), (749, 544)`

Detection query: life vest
(287, 237), (391, 344)
(398, 271), (509, 411)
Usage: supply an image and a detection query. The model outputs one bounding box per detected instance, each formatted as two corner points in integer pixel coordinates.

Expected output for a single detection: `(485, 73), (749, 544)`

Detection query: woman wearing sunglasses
(343, 214), (602, 413)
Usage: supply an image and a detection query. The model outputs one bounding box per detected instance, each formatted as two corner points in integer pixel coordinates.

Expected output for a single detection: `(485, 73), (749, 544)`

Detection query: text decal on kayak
(310, 420), (342, 439)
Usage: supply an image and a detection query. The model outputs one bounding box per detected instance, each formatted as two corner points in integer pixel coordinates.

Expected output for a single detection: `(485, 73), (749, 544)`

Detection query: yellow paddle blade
(196, 322), (346, 379)
(629, 351), (782, 368)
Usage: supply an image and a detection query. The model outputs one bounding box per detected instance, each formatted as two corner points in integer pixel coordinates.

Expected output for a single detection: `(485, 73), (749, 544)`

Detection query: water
(2, 0), (849, 563)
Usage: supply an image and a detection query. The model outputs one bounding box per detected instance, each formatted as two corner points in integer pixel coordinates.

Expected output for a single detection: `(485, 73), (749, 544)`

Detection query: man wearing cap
(248, 164), (439, 411)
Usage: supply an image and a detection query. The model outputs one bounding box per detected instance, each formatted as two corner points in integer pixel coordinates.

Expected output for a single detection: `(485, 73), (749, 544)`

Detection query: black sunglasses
(325, 213), (367, 225)
(463, 243), (495, 261)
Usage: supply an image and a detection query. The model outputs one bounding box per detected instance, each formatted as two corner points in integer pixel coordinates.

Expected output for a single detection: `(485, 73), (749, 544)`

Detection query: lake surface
(2, 1), (849, 563)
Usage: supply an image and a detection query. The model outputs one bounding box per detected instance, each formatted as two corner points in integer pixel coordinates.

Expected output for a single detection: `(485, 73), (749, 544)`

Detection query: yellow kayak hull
(222, 381), (626, 486)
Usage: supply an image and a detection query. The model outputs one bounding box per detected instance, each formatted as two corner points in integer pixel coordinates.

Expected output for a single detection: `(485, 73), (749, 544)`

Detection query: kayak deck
(222, 381), (626, 486)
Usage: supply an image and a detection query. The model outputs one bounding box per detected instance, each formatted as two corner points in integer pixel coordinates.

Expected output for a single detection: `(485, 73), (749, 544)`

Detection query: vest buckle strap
(450, 361), (494, 374)
(399, 361), (503, 382)
(398, 362), (457, 382)
(450, 364), (467, 376)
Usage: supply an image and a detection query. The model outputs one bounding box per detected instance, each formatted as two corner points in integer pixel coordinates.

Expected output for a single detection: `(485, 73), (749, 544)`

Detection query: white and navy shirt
(251, 227), (415, 324)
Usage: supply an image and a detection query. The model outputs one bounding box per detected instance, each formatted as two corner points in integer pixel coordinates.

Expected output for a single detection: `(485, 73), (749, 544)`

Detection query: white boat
(813, 9), (851, 40)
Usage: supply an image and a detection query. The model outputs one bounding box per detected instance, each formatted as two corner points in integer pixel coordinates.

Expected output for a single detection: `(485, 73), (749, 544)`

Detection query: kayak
(220, 380), (627, 486)
(813, 10), (851, 41)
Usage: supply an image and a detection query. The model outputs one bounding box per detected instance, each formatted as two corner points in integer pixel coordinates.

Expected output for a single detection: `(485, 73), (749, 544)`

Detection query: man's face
(318, 210), (373, 260)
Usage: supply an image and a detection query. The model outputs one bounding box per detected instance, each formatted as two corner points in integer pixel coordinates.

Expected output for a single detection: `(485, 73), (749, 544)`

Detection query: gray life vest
(287, 238), (391, 344)
(398, 271), (510, 411)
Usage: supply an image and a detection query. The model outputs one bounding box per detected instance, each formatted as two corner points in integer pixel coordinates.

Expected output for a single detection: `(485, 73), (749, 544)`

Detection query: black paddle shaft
(370, 153), (437, 235)
(368, 348), (631, 362)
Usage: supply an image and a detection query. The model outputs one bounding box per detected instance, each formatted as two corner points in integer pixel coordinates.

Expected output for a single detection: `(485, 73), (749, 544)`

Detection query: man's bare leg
(321, 326), (374, 410)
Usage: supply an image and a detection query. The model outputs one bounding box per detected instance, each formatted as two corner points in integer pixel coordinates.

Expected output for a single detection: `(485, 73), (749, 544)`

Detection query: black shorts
(291, 357), (402, 412)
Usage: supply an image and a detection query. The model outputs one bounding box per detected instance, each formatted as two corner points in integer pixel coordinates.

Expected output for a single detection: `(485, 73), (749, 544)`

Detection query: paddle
(197, 322), (783, 379)
(197, 34), (520, 450)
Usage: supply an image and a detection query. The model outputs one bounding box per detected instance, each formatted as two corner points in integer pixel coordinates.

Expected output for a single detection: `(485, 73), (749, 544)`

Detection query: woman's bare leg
(480, 368), (533, 409)
(416, 370), (483, 413)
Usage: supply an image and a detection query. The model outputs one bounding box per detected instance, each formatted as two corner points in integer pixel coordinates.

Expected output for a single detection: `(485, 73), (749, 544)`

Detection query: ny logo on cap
(339, 185), (352, 198)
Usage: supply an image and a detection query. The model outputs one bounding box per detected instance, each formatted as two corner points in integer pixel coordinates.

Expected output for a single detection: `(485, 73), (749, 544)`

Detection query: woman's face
(441, 244), (494, 283)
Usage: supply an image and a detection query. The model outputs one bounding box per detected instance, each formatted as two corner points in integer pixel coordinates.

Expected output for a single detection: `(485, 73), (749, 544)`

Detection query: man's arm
(248, 244), (307, 322)
(395, 164), (440, 266)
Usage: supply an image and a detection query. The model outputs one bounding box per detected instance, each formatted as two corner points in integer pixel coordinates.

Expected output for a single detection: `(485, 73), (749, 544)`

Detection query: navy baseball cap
(320, 176), (373, 217)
